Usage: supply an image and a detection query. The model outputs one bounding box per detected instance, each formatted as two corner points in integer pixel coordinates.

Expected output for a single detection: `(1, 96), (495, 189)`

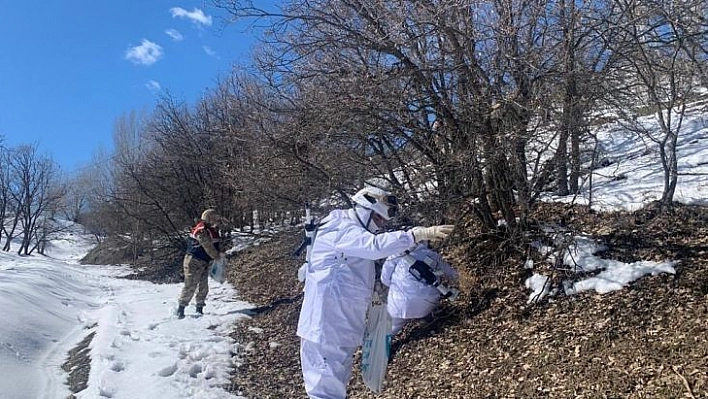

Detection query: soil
(225, 203), (708, 399)
(60, 326), (96, 399)
(81, 237), (184, 284)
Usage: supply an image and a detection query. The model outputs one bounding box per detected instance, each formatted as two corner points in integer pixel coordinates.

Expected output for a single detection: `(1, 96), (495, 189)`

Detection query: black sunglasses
(363, 193), (398, 206)
(364, 193), (398, 217)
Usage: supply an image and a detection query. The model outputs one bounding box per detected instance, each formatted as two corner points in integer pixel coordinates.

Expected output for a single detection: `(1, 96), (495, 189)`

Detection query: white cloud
(145, 80), (161, 92)
(124, 39), (163, 66)
(202, 45), (218, 58)
(164, 28), (183, 41)
(169, 7), (212, 26)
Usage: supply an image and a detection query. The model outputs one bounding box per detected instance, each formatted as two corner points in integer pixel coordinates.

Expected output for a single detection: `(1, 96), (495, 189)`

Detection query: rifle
(293, 202), (317, 258)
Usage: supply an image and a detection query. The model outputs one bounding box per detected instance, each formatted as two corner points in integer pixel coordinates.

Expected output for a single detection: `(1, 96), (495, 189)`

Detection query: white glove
(411, 225), (454, 243)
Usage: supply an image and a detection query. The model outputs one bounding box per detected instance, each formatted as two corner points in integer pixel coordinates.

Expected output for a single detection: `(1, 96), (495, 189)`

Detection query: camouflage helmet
(351, 186), (398, 221)
(200, 208), (220, 225)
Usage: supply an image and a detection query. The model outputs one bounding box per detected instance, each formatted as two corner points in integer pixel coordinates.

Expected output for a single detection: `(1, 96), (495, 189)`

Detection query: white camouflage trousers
(300, 338), (356, 399)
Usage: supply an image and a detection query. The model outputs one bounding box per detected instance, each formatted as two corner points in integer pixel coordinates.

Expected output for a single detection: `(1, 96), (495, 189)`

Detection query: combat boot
(176, 305), (185, 319)
(196, 304), (204, 315)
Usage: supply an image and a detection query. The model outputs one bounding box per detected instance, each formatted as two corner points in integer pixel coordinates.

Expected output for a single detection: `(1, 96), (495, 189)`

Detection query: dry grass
(226, 203), (708, 399)
(60, 325), (96, 399)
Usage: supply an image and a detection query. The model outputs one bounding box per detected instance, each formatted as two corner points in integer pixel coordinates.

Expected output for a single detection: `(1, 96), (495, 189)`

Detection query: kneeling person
(381, 241), (459, 335)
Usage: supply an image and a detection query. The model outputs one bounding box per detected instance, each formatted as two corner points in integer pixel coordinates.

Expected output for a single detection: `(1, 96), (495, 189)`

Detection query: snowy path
(0, 229), (254, 399)
(76, 276), (252, 399)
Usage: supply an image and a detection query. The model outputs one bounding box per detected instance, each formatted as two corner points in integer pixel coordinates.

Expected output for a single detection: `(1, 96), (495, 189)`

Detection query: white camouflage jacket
(296, 208), (415, 346)
(381, 243), (458, 319)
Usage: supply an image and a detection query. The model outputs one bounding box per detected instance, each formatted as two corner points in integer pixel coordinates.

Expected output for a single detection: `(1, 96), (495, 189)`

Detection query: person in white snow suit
(177, 209), (226, 319)
(380, 241), (459, 335)
(296, 186), (454, 398)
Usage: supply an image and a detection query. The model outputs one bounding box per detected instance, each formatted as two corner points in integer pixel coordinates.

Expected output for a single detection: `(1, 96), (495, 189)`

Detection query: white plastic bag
(209, 257), (226, 283)
(297, 262), (308, 282)
(361, 301), (392, 393)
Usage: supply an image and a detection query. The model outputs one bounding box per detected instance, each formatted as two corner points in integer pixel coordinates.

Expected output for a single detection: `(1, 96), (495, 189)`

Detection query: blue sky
(0, 1), (265, 175)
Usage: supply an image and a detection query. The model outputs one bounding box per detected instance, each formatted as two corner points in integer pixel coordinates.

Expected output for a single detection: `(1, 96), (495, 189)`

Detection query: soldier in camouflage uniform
(177, 209), (225, 319)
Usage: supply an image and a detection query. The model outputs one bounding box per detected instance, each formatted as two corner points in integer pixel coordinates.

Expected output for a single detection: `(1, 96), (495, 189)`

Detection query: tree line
(5, 0), (707, 261)
(0, 142), (66, 255)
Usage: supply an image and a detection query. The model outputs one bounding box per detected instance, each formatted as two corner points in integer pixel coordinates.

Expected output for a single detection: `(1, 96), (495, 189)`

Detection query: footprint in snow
(158, 363), (177, 377)
(110, 361), (124, 372)
(189, 363), (203, 378)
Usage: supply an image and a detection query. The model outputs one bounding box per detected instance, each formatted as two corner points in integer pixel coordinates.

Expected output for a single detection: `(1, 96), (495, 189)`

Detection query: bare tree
(0, 142), (10, 246)
(80, 148), (120, 242)
(4, 144), (62, 255)
(207, 1), (690, 231)
(603, 0), (708, 210)
(32, 180), (68, 255)
(212, 0), (600, 232)
(61, 169), (94, 222)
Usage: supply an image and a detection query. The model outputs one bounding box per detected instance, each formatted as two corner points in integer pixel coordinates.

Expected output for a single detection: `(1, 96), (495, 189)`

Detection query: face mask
(370, 212), (387, 233)
(355, 207), (380, 233)
(368, 218), (381, 234)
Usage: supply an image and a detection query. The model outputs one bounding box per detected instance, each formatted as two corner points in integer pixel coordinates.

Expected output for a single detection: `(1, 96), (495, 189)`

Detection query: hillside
(225, 203), (708, 398)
